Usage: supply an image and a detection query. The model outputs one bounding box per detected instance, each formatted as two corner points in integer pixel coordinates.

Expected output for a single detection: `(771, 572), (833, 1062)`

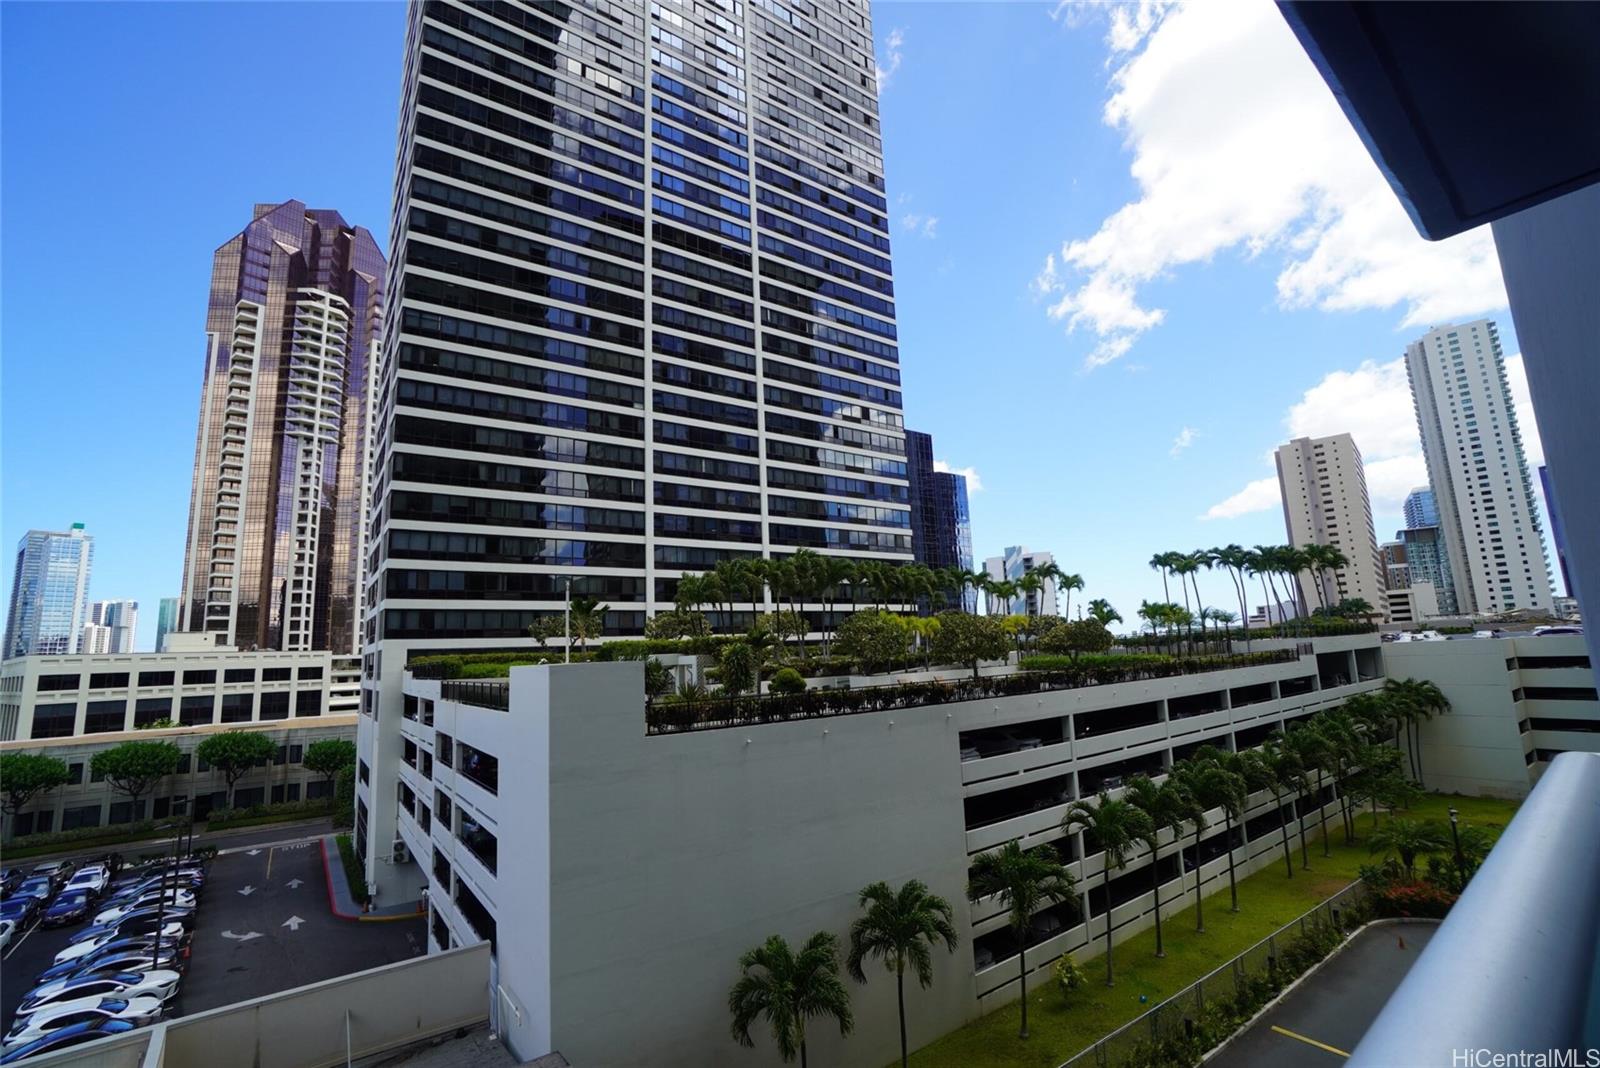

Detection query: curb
(321, 836), (362, 922)
(319, 835), (425, 923)
(1199, 917), (1442, 1064)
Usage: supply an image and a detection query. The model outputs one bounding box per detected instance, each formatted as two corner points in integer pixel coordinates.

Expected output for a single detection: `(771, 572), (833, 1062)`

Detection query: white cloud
(876, 28), (904, 90)
(1170, 426), (1198, 457)
(1037, 1), (1508, 370)
(899, 213), (939, 238)
(1202, 476), (1279, 520)
(934, 459), (983, 493)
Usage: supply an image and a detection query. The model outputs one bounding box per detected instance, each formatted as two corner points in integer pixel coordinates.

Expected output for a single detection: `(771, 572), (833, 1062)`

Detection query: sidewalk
(6, 817), (335, 866)
(319, 834), (424, 922)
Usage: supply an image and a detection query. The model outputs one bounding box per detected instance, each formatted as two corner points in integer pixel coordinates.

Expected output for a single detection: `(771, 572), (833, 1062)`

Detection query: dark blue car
(0, 1020), (136, 1063)
(35, 939), (183, 986)
(0, 896), (42, 926)
(41, 891), (93, 928)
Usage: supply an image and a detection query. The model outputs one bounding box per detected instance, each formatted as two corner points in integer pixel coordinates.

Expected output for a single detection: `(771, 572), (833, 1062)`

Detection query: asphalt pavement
(1, 832), (425, 1029)
(1215, 921), (1437, 1067)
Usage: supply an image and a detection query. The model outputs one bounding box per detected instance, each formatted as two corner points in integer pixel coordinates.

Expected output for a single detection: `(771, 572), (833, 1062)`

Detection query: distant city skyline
(1, 3), (1542, 647)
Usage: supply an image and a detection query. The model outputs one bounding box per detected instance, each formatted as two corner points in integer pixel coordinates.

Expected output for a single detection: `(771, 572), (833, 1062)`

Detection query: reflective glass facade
(1403, 487), (1440, 529)
(155, 597), (181, 653)
(906, 429), (973, 609)
(179, 201), (386, 655)
(4, 524), (94, 658)
(1399, 525), (1459, 615)
(367, 0), (910, 654)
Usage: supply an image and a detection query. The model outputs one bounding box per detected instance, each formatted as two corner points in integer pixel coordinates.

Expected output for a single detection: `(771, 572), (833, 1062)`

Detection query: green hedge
(408, 650), (597, 679)
(204, 799), (334, 830)
(1020, 652), (1177, 672)
(336, 833), (369, 904)
(4, 819), (166, 859)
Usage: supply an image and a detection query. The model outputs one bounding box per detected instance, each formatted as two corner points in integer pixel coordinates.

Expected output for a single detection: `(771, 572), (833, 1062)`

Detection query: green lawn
(907, 793), (1520, 1068)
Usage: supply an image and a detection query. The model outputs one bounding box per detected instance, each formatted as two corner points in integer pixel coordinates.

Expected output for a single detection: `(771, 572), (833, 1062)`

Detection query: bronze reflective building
(179, 201), (385, 654)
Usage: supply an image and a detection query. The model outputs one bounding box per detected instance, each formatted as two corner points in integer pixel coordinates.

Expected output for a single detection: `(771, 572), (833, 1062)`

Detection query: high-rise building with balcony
(1405, 320), (1553, 615)
(1538, 465), (1572, 597)
(1398, 525), (1459, 616)
(178, 201), (385, 656)
(89, 599), (138, 654)
(1403, 486), (1440, 529)
(906, 430), (973, 609)
(1274, 433), (1387, 613)
(361, 0), (911, 893)
(984, 547), (1057, 616)
(4, 524), (94, 658)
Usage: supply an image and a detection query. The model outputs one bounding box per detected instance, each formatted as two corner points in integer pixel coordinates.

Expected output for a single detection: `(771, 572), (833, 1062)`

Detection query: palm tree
(1286, 722), (1335, 857)
(1183, 551), (1212, 644)
(1178, 755), (1247, 912)
(1256, 738), (1302, 878)
(729, 932), (855, 1068)
(846, 880), (958, 1068)
(1016, 572), (1043, 620)
(567, 596), (607, 651)
(1122, 775), (1188, 958)
(1367, 819), (1449, 878)
(966, 841), (1076, 1038)
(1385, 678), (1449, 783)
(1205, 608), (1238, 649)
(986, 579), (1019, 619)
(1209, 545), (1254, 651)
(1062, 794), (1152, 986)
(818, 556), (856, 655)
(1168, 554), (1199, 648)
(1087, 599), (1122, 627)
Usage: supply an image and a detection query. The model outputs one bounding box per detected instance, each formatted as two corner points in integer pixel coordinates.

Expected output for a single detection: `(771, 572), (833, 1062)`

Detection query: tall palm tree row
(965, 841), (1076, 1039)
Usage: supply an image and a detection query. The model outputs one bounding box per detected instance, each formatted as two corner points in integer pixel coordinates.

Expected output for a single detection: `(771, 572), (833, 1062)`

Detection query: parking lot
(2, 834), (425, 1038)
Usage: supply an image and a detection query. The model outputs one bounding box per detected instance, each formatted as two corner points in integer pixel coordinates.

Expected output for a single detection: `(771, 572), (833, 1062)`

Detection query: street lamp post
(564, 576), (573, 664)
(1448, 806), (1465, 889)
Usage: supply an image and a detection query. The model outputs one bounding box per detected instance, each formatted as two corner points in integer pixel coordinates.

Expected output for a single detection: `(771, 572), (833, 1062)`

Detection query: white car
(18, 970), (182, 1016)
(3, 996), (163, 1050)
(0, 919), (14, 952)
(63, 867), (109, 899)
(53, 925), (185, 967)
(93, 890), (195, 926)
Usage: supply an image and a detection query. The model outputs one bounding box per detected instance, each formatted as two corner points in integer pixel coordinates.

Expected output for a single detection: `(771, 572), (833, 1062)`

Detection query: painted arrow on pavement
(282, 916), (306, 931)
(285, 878), (304, 889)
(247, 849), (262, 856)
(237, 886), (256, 896)
(221, 930), (262, 942)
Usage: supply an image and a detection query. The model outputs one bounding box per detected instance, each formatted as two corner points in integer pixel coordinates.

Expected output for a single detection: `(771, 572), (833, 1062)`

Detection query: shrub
(719, 642), (759, 695)
(1037, 619), (1114, 659)
(7, 820), (162, 853)
(833, 610), (911, 673)
(644, 658), (675, 699)
(336, 833), (369, 904)
(333, 765), (356, 830)
(930, 612), (1010, 678)
(644, 610), (710, 639)
(1054, 954), (1086, 1001)
(769, 667), (807, 695)
(205, 799), (335, 829)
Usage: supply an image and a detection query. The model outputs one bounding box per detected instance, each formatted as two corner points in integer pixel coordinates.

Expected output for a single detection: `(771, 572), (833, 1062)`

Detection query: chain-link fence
(1059, 881), (1369, 1068)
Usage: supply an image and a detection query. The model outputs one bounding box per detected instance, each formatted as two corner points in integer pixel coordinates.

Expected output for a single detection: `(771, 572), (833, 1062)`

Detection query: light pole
(564, 576), (573, 664)
(1448, 806), (1465, 889)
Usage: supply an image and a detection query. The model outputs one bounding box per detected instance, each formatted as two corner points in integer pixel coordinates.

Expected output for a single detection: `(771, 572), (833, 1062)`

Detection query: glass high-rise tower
(360, 0), (910, 890)
(4, 524), (94, 658)
(179, 201), (386, 655)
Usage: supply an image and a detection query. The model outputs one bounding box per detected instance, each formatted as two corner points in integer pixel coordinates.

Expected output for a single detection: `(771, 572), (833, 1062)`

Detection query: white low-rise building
(373, 637), (1386, 1066)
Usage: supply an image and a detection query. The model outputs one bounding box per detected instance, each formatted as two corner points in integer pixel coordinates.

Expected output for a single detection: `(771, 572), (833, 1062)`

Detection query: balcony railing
(646, 651), (1302, 735)
(1349, 751), (1600, 1065)
(438, 679), (509, 711)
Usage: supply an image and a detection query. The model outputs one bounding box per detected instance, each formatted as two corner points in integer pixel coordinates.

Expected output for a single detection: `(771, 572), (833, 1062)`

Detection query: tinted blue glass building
(1399, 525), (1458, 615)
(907, 430), (974, 610)
(4, 523), (94, 658)
(1403, 487), (1440, 529)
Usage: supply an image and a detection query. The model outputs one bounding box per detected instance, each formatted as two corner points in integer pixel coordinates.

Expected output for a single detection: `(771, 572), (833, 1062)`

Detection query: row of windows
(654, 360), (756, 401)
(386, 568), (648, 597)
(402, 308), (642, 379)
(383, 609), (647, 639)
(761, 281), (897, 339)
(390, 452), (647, 502)
(405, 274), (643, 350)
(398, 378), (644, 436)
(652, 193), (750, 243)
(763, 358), (900, 406)
(653, 248), (751, 298)
(653, 389), (757, 427)
(30, 692), (322, 738)
(416, 110), (643, 208)
(398, 345), (641, 407)
(768, 496), (910, 528)
(652, 220), (752, 271)
(35, 666), (320, 692)
(766, 413), (906, 457)
(655, 330), (756, 373)
(655, 420), (758, 455)
(419, 56), (644, 160)
(408, 208), (643, 290)
(759, 256), (894, 318)
(389, 490), (645, 533)
(652, 274), (753, 321)
(762, 307), (898, 362)
(408, 239), (645, 320)
(389, 529), (646, 570)
(764, 331), (899, 384)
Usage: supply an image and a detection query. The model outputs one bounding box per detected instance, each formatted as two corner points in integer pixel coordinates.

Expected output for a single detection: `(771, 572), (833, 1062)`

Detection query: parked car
(35, 941), (185, 986)
(68, 911), (193, 950)
(959, 745), (981, 762)
(18, 970), (182, 1017)
(53, 925), (186, 967)
(61, 867), (109, 901)
(4, 997), (163, 1051)
(1535, 625), (1584, 636)
(973, 944), (995, 970)
(1000, 731), (1044, 751)
(0, 1020), (138, 1065)
(1, 870), (25, 897)
(28, 863), (76, 893)
(93, 890), (196, 926)
(0, 897), (42, 927)
(40, 892), (94, 929)
(0, 920), (14, 953)
(12, 878), (53, 904)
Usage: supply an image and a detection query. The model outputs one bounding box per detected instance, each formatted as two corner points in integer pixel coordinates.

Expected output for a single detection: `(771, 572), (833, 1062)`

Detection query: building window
(260, 692), (290, 721)
(220, 693), (254, 723)
(67, 762), (83, 785)
(436, 732), (454, 768)
(183, 670), (216, 686)
(436, 789), (453, 829)
(224, 668), (255, 684)
(134, 698), (172, 728)
(296, 691), (322, 717)
(30, 703), (76, 739)
(359, 759), (370, 785)
(138, 670), (175, 687)
(37, 674), (80, 692)
(262, 667), (292, 682)
(61, 804), (102, 830)
(459, 813), (498, 875)
(89, 672), (129, 689)
(457, 742), (499, 795)
(180, 695), (214, 726)
(307, 779), (333, 800)
(108, 800), (146, 825)
(84, 700), (127, 734)
(298, 666), (324, 681)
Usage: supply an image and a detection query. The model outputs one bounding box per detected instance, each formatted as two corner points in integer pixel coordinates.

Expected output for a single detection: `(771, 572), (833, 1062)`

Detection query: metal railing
(438, 679), (510, 711)
(1350, 751), (1600, 1065)
(1058, 880), (1369, 1068)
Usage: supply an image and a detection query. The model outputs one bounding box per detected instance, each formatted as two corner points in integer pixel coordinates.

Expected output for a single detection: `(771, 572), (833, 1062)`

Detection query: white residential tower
(1274, 434), (1387, 614)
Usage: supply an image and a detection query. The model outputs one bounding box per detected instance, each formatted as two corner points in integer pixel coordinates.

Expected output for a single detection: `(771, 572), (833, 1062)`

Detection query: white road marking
(220, 930), (262, 942)
(281, 916), (305, 931)
(237, 886), (256, 897)
(1, 917), (41, 960)
(246, 850), (262, 857)
(285, 878), (304, 889)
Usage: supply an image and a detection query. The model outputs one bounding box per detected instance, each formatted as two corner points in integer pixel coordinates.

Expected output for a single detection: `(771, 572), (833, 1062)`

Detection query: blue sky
(0, 2), (1550, 650)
